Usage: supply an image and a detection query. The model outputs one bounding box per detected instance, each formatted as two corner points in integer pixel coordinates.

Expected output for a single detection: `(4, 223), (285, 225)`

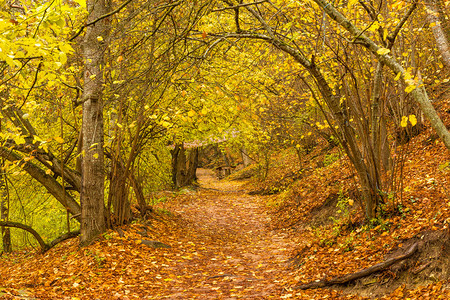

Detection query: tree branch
(69, 0), (135, 41)
(213, 0), (267, 12)
(387, 1), (417, 47)
(0, 221), (48, 252)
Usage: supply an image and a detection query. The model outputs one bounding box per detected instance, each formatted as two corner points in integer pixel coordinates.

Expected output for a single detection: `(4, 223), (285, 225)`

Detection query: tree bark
(0, 159), (11, 253)
(240, 147), (253, 167)
(80, 0), (110, 246)
(425, 0), (450, 68)
(171, 143), (199, 188)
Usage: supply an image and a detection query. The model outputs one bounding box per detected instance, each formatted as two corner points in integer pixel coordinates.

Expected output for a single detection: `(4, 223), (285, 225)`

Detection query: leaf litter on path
(0, 168), (339, 299)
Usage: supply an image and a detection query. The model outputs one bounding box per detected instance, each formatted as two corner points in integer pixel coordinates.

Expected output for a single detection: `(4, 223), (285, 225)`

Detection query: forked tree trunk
(171, 143), (199, 188)
(80, 0), (110, 246)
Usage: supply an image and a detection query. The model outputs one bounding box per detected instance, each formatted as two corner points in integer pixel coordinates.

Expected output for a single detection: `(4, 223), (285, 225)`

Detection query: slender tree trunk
(186, 147), (199, 183)
(108, 158), (131, 226)
(80, 0), (110, 246)
(1, 171), (11, 253)
(241, 147), (253, 167)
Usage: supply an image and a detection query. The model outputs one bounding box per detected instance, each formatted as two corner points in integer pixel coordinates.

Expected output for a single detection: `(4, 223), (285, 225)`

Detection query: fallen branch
(294, 242), (418, 290)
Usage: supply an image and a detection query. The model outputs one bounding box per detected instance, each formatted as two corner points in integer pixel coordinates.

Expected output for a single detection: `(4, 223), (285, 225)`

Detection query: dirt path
(154, 169), (300, 299)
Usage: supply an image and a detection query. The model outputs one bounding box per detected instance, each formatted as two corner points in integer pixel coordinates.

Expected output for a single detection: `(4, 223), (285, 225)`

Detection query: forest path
(0, 169), (307, 300)
(153, 168), (301, 299)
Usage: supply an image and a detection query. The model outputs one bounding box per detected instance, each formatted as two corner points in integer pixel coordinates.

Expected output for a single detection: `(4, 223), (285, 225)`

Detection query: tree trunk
(171, 143), (198, 188)
(108, 158), (131, 226)
(241, 147), (253, 167)
(186, 147), (199, 183)
(1, 177), (11, 253)
(371, 61), (391, 172)
(130, 171), (148, 217)
(80, 0), (110, 246)
(425, 0), (450, 68)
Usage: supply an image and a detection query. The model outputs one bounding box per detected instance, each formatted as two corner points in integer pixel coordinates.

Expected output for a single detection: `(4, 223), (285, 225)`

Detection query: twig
(212, 1), (267, 12)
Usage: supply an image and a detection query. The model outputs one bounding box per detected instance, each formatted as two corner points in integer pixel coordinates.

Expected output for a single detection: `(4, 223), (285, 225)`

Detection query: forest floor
(0, 169), (292, 299)
(0, 169), (312, 299)
(1, 132), (450, 299)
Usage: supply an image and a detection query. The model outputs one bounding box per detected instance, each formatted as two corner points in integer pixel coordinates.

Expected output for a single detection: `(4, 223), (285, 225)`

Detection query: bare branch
(386, 1), (417, 47)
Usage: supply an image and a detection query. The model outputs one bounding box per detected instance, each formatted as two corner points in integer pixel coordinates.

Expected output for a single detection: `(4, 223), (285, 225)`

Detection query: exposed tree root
(294, 242), (418, 290)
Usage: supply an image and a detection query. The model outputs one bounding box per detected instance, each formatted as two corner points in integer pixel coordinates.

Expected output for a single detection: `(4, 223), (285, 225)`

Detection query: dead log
(294, 242), (418, 290)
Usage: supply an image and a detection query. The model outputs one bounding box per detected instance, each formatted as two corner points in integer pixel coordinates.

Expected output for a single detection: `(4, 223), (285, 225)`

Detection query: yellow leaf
(46, 169), (52, 175)
(377, 48), (390, 55)
(409, 114), (417, 126)
(368, 21), (380, 32)
(348, 199), (354, 206)
(97, 36), (103, 42)
(394, 72), (401, 81)
(405, 85), (416, 93)
(400, 116), (408, 127)
(348, 0), (358, 8)
(404, 70), (412, 80)
(93, 153), (99, 159)
(73, 0), (86, 8)
(54, 136), (64, 143)
(59, 51), (67, 65)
